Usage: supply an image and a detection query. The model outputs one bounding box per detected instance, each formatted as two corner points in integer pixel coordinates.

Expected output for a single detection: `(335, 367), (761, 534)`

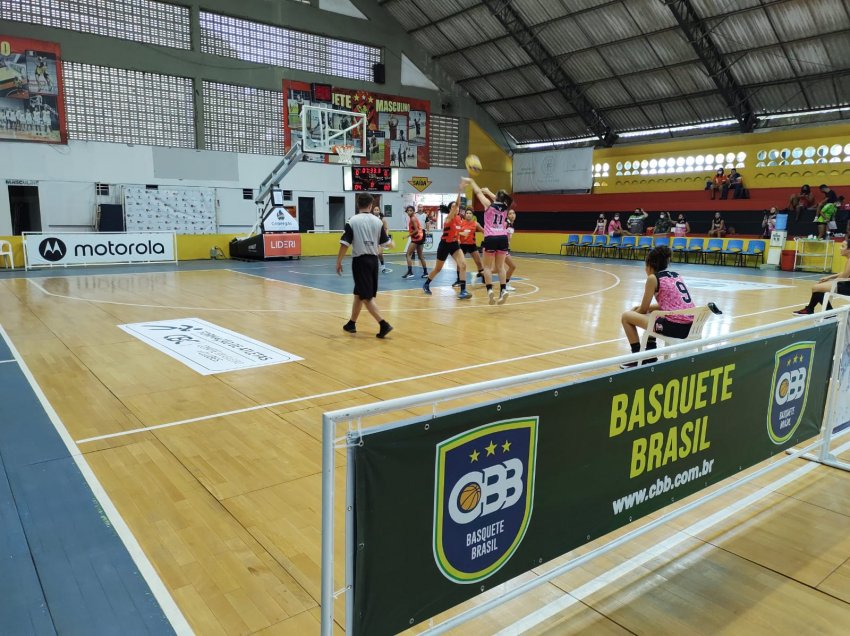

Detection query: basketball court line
(73, 302), (799, 445)
(495, 432), (850, 635)
(0, 325), (193, 635)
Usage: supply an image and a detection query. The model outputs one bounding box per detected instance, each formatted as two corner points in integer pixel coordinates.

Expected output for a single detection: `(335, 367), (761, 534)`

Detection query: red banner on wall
(283, 80), (430, 169)
(264, 233), (301, 258)
(0, 36), (67, 144)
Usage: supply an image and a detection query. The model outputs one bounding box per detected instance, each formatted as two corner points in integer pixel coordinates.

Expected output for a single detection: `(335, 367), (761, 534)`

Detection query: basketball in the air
(458, 482), (481, 512)
(465, 154), (482, 176)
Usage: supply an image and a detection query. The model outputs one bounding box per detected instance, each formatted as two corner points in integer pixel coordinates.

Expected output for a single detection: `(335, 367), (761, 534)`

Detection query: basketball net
(333, 144), (356, 165)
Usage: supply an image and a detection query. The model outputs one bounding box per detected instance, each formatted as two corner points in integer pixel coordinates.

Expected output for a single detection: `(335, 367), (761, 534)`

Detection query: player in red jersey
(423, 181), (470, 299)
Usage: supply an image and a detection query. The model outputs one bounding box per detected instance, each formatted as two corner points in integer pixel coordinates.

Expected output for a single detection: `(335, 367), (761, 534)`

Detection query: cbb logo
(767, 342), (814, 444)
(38, 237), (66, 262)
(433, 417), (537, 584)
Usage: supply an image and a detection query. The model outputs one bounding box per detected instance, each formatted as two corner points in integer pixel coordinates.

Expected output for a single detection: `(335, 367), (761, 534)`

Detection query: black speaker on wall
(373, 62), (385, 84)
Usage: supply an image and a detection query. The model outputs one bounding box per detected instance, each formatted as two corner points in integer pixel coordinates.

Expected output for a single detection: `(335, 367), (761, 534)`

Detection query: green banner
(352, 325), (836, 635)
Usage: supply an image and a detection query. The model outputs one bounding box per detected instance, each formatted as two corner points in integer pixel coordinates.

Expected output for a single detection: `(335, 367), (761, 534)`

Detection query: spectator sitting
(816, 184), (839, 214)
(789, 184), (815, 222)
(653, 212), (673, 236)
(592, 213), (607, 235)
(762, 207), (778, 238)
(607, 213), (623, 238)
(673, 214), (690, 237)
(708, 212), (727, 237)
(708, 168), (726, 200)
(816, 196), (844, 240)
(627, 208), (648, 235)
(721, 169), (744, 199)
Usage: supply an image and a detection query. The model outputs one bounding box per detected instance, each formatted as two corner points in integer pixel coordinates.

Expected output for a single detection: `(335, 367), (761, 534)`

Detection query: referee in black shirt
(336, 193), (394, 338)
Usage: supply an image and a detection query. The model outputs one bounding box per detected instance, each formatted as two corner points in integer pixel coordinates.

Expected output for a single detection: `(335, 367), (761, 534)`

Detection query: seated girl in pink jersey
(464, 177), (513, 305)
(620, 245), (695, 367)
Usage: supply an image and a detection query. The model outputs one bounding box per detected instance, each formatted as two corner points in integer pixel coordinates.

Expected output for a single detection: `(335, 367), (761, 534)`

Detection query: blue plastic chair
(578, 234), (594, 256)
(600, 235), (621, 258)
(560, 234), (580, 256)
(619, 235), (637, 259)
(671, 237), (687, 262)
(591, 235), (608, 258)
(686, 238), (705, 264)
(704, 238), (724, 265)
(634, 236), (653, 260)
(653, 236), (670, 249)
(720, 239), (744, 266)
(739, 240), (766, 267)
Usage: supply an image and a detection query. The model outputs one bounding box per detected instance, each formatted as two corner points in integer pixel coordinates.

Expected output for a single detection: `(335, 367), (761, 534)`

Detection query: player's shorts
(409, 236), (426, 247)
(436, 240), (460, 261)
(481, 235), (510, 253)
(460, 243), (478, 254)
(652, 317), (692, 339)
(351, 254), (379, 301)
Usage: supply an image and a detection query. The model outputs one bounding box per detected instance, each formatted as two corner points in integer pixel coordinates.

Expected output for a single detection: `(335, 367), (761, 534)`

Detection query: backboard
(300, 104), (367, 157)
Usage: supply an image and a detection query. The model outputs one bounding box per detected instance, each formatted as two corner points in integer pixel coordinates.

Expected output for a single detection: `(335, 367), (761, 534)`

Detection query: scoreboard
(344, 166), (398, 192)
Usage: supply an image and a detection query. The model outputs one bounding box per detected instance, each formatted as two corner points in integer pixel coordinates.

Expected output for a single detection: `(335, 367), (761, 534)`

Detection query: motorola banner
(24, 232), (176, 268)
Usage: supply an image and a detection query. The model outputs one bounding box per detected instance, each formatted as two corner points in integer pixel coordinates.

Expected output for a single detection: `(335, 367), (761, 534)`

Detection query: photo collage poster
(283, 80), (430, 168)
(0, 36), (67, 144)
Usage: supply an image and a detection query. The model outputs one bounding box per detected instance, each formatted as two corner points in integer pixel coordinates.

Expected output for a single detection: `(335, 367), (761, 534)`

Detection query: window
(430, 114), (459, 168)
(199, 12), (382, 82)
(2, 0), (190, 49)
(615, 152), (747, 177)
(64, 62), (194, 148)
(203, 81), (284, 155)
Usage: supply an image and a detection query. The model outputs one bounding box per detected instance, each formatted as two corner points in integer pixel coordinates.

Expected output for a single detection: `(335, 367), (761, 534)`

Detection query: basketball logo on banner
(433, 417), (538, 583)
(768, 342), (815, 444)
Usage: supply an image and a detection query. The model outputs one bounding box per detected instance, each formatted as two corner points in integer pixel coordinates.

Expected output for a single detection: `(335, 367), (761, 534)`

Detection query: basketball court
(2, 251), (850, 634)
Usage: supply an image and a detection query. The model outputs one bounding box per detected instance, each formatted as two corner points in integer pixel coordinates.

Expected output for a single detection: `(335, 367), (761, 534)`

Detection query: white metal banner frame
(320, 308), (850, 636)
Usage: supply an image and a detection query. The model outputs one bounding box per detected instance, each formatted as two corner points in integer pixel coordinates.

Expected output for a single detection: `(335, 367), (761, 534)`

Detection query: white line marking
(0, 325), (193, 635)
(74, 302), (800, 445)
(494, 435), (850, 636)
(75, 335), (627, 444)
(0, 359), (15, 364)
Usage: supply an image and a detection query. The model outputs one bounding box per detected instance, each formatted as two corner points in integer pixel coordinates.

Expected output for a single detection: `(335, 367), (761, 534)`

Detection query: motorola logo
(39, 238), (67, 262)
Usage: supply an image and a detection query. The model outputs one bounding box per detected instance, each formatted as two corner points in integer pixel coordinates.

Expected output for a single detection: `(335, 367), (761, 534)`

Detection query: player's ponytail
(646, 245), (672, 272)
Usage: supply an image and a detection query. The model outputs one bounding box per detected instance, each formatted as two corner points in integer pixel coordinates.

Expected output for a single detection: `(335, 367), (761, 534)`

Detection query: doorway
(298, 197), (315, 233)
(8, 186), (42, 235)
(328, 196), (346, 232)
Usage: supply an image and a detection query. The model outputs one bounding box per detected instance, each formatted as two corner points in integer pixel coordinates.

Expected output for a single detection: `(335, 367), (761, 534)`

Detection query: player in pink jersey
(465, 177), (512, 305)
(620, 245), (695, 367)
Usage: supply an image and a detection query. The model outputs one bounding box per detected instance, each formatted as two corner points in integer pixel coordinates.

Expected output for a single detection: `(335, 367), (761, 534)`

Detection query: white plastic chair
(639, 304), (720, 352)
(820, 278), (850, 312)
(0, 240), (13, 269)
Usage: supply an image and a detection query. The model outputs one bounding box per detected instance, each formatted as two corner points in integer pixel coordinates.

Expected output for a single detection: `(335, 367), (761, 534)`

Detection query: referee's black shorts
(352, 254), (379, 301)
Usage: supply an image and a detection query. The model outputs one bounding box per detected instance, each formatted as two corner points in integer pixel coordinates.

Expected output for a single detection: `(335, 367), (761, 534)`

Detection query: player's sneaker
(488, 289), (496, 305)
(793, 307), (813, 315)
(505, 284), (516, 292)
(422, 282), (432, 295)
(458, 290), (472, 300)
(421, 272), (429, 278)
(497, 290), (509, 305)
(402, 272), (414, 279)
(342, 322), (356, 334)
(451, 279), (461, 288)
(376, 322), (393, 339)
(381, 266), (392, 273)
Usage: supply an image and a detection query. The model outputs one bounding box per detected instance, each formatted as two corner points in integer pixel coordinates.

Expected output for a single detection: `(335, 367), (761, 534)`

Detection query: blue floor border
(0, 330), (183, 636)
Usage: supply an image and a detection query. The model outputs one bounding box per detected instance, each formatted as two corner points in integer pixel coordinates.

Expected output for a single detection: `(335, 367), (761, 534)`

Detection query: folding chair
(686, 238), (705, 264)
(739, 240), (766, 267)
(719, 238), (744, 266)
(560, 234), (579, 256)
(0, 240), (12, 269)
(639, 303), (722, 354)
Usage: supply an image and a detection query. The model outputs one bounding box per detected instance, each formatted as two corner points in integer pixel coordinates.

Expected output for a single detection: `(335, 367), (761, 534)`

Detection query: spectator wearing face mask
(721, 169), (744, 199)
(708, 212), (727, 237)
(653, 212), (673, 236)
(592, 213), (607, 235)
(673, 214), (690, 237)
(789, 185), (815, 222)
(708, 168), (726, 201)
(608, 213), (623, 238)
(627, 208), (648, 235)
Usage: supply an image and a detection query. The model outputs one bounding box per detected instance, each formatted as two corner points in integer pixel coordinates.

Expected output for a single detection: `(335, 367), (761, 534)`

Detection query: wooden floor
(2, 253), (850, 635)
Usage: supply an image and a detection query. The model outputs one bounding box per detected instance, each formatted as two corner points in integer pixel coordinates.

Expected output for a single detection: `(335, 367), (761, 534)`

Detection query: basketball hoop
(333, 144), (356, 165)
